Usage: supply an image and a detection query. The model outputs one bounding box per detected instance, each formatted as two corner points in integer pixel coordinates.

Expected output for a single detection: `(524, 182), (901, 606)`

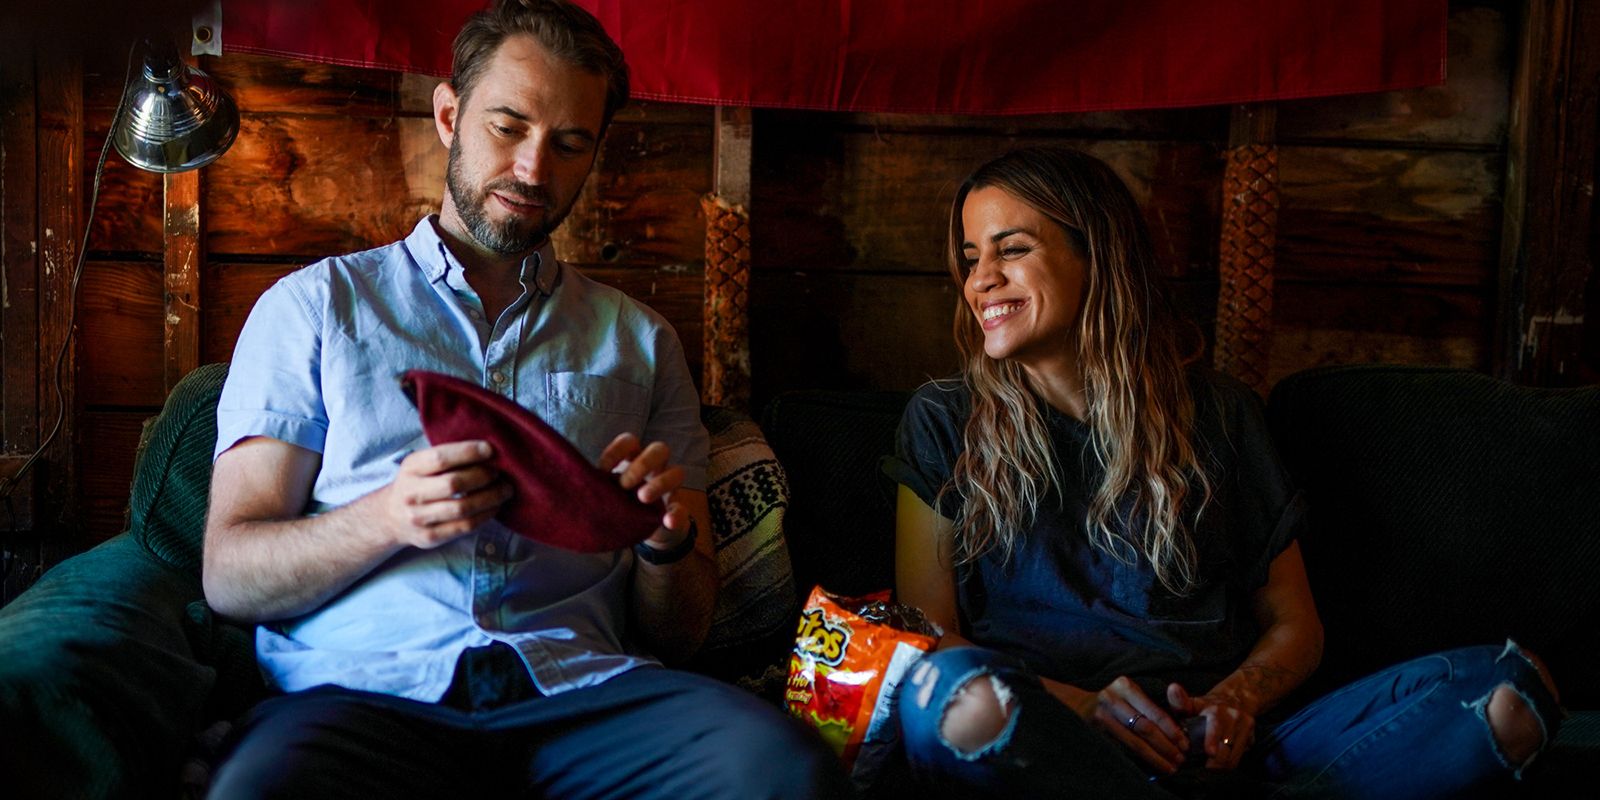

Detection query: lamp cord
(0, 42), (140, 516)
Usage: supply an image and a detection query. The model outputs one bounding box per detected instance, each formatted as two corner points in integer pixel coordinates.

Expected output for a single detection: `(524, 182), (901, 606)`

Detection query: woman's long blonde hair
(940, 147), (1210, 595)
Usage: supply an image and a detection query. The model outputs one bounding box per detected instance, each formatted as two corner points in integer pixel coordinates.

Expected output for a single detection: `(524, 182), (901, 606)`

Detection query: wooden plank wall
(1, 33), (41, 536)
(1, 28), (44, 596)
(44, 0), (1571, 547)
(1499, 0), (1600, 384)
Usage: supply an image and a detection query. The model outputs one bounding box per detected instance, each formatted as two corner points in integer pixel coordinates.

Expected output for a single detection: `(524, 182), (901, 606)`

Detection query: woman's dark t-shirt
(883, 370), (1304, 699)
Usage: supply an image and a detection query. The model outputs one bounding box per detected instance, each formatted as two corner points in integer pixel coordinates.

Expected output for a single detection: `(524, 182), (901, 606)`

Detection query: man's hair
(450, 0), (630, 131)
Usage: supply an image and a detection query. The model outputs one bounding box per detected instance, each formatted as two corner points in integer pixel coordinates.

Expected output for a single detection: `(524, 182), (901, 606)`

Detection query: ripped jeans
(896, 642), (1562, 799)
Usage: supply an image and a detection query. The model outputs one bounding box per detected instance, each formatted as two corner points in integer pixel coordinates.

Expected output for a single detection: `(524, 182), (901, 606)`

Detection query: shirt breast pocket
(544, 372), (651, 461)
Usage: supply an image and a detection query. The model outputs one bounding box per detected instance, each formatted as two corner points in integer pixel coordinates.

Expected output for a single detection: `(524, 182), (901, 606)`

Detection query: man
(201, 2), (846, 797)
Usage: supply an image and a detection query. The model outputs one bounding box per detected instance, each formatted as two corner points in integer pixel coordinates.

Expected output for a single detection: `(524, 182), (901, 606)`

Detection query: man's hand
(206, 437), (506, 622)
(597, 433), (691, 550)
(376, 441), (513, 549)
(604, 431), (716, 662)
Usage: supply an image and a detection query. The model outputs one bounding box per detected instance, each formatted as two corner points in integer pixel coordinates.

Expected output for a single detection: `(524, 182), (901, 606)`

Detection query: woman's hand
(1166, 683), (1256, 771)
(1088, 676), (1190, 775)
(1150, 541), (1321, 773)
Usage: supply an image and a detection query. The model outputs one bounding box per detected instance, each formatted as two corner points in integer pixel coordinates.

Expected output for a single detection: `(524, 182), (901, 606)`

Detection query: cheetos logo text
(795, 607), (851, 667)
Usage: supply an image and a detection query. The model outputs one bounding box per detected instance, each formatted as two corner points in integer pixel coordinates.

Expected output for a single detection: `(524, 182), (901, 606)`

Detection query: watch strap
(633, 520), (699, 565)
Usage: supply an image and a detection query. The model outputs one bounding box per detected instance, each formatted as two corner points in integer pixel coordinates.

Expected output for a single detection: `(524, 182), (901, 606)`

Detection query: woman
(885, 146), (1561, 798)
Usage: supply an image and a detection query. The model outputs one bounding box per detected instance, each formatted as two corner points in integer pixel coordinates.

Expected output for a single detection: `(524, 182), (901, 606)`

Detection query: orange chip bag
(786, 586), (940, 786)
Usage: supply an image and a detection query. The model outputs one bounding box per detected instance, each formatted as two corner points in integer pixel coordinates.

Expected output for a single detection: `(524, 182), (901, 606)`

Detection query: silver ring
(1126, 713), (1143, 730)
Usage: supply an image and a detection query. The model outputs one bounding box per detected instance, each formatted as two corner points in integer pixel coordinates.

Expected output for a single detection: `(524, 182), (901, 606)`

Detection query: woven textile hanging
(701, 194), (751, 408)
(1214, 144), (1280, 395)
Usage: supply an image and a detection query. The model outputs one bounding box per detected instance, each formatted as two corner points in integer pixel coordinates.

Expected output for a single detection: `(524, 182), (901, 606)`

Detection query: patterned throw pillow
(695, 408), (798, 683)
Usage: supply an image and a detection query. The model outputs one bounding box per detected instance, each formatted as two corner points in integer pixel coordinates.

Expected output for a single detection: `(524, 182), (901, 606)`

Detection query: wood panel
(85, 49), (398, 116)
(78, 260), (163, 407)
(1277, 146), (1501, 285)
(164, 170), (202, 390)
(204, 115), (442, 258)
(551, 121), (713, 267)
(595, 100), (714, 128)
(0, 456), (31, 486)
(1277, 5), (1512, 148)
(827, 108), (1226, 140)
(80, 410), (150, 543)
(85, 56), (420, 257)
(83, 120), (163, 255)
(1498, 0), (1600, 384)
(753, 121), (1222, 279)
(750, 273), (961, 403)
(0, 33), (39, 530)
(1269, 283), (1489, 384)
(82, 49), (165, 256)
(2, 36), (40, 464)
(37, 47), (82, 532)
(203, 54), (400, 117)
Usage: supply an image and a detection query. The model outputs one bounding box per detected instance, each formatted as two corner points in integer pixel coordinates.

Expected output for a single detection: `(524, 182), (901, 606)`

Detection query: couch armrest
(129, 362), (230, 576)
(1267, 364), (1600, 710)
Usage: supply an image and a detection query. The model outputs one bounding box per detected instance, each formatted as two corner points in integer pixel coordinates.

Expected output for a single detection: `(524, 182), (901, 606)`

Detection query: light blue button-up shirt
(215, 217), (708, 701)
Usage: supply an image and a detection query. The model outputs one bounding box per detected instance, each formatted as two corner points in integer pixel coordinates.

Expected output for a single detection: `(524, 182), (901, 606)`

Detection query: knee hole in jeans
(939, 672), (1015, 755)
(1485, 683), (1545, 767)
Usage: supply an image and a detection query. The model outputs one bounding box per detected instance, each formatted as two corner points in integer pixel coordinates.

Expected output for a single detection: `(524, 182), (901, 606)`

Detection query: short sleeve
(1207, 373), (1305, 592)
(880, 381), (968, 519)
(643, 320), (710, 492)
(214, 271), (330, 459)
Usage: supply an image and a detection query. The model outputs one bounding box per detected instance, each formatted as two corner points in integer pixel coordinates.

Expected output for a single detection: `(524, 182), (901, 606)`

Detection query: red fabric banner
(220, 1), (1446, 115)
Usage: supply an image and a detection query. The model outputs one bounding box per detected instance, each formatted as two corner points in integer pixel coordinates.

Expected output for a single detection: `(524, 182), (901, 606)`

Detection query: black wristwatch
(633, 520), (699, 566)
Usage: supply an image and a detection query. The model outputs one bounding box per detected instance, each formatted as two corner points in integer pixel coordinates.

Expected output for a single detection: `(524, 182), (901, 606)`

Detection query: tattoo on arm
(1239, 662), (1299, 697)
(1223, 651), (1319, 711)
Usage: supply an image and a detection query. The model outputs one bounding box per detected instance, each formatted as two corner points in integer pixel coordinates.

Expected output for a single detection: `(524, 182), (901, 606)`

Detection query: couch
(1, 363), (1595, 797)
(763, 365), (1599, 796)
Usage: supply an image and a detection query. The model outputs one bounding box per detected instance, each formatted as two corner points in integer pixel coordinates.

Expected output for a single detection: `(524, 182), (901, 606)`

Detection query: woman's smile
(980, 299), (1028, 329)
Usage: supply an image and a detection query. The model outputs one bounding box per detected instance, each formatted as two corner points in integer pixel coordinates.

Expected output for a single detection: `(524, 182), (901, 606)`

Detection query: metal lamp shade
(112, 42), (238, 173)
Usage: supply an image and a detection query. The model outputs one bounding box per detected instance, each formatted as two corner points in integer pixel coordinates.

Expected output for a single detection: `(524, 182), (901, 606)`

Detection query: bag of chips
(785, 586), (941, 787)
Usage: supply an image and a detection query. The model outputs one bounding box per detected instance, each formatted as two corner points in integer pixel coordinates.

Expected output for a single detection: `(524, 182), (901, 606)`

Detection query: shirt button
(468, 309), (482, 320)
(484, 542), (498, 556)
(490, 370), (507, 385)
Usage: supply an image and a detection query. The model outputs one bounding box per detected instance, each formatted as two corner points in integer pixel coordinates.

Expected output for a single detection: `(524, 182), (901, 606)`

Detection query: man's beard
(445, 137), (571, 254)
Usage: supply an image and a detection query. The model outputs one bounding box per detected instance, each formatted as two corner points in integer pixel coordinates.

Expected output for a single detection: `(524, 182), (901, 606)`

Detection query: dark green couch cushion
(0, 534), (213, 799)
(1266, 365), (1600, 708)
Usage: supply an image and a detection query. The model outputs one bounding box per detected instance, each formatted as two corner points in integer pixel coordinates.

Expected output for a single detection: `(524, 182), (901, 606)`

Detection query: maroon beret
(399, 369), (662, 553)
